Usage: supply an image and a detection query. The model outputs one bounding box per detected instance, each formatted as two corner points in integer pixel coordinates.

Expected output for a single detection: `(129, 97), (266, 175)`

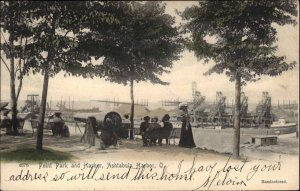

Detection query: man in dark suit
(140, 116), (150, 146)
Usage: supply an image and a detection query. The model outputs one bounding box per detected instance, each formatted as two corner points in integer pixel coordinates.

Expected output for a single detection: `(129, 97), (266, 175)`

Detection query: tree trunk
(36, 11), (57, 150)
(9, 33), (18, 135)
(233, 73), (241, 158)
(36, 70), (49, 150)
(129, 78), (134, 140)
(16, 75), (23, 102)
(16, 59), (24, 102)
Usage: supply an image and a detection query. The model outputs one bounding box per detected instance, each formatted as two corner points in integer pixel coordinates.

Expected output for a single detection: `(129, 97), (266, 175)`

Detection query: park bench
(143, 127), (179, 145)
(30, 119), (49, 135)
(167, 128), (181, 145)
(0, 118), (26, 135)
(30, 119), (69, 137)
(46, 121), (65, 136)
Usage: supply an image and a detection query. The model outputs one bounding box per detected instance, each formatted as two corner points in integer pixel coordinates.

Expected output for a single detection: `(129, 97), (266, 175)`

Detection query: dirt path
(0, 121), (298, 162)
(1, 122), (299, 190)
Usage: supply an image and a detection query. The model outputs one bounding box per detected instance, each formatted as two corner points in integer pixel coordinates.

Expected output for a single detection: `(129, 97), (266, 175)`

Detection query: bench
(143, 127), (178, 145)
(46, 121), (66, 136)
(168, 128), (180, 145)
(30, 119), (68, 137)
(0, 118), (26, 135)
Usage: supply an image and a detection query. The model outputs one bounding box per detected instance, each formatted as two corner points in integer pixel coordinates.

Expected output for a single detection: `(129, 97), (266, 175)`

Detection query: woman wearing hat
(178, 103), (195, 148)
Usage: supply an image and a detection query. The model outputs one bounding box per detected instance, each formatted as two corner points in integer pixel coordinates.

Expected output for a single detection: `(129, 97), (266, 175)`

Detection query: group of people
(139, 102), (195, 148)
(47, 112), (70, 137)
(140, 114), (173, 146)
(1, 102), (196, 149)
(0, 107), (28, 135)
(0, 105), (70, 137)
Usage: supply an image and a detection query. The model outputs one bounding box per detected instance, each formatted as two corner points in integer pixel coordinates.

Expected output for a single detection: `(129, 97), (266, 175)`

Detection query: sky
(1, 1), (299, 107)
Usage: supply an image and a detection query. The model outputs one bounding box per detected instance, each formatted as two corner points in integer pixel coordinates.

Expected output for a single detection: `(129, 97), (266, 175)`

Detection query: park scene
(0, 1), (299, 190)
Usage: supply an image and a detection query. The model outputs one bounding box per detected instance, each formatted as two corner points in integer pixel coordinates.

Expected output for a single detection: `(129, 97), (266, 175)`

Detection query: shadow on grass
(0, 145), (75, 162)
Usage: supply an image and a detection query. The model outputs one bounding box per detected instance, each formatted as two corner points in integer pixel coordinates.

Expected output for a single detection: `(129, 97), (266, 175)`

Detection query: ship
(188, 91), (298, 153)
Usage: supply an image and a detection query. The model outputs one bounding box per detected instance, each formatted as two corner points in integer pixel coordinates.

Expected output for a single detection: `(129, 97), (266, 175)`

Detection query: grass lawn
(0, 146), (75, 162)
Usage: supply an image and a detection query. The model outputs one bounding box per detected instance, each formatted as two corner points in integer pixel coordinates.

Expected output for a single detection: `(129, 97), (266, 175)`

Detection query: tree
(91, 1), (183, 139)
(20, 1), (116, 150)
(180, 0), (297, 157)
(0, 1), (33, 135)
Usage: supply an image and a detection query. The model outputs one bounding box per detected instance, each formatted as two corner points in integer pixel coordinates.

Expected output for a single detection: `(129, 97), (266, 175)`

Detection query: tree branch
(0, 31), (11, 72)
(64, 31), (70, 37)
(1, 31), (8, 44)
(16, 36), (28, 101)
(0, 55), (11, 72)
(16, 36), (30, 101)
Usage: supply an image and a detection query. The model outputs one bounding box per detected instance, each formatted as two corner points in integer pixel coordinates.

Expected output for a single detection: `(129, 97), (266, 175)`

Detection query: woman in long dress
(178, 103), (195, 148)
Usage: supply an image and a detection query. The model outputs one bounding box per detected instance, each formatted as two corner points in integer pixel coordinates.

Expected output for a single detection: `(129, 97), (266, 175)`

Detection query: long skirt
(179, 124), (195, 148)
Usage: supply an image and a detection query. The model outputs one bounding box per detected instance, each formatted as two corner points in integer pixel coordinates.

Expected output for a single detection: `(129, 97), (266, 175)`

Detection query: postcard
(0, 1), (299, 190)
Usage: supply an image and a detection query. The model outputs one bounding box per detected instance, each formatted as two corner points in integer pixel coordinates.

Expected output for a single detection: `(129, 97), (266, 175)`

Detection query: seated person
(0, 109), (12, 134)
(140, 116), (150, 146)
(50, 112), (70, 137)
(158, 114), (173, 145)
(145, 117), (161, 146)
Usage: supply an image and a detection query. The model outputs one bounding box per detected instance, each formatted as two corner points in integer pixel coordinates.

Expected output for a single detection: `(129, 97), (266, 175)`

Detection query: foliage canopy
(88, 1), (183, 85)
(180, 0), (298, 84)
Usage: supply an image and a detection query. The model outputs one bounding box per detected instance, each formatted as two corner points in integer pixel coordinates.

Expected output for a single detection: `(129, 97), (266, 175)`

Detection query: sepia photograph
(0, 1), (299, 190)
